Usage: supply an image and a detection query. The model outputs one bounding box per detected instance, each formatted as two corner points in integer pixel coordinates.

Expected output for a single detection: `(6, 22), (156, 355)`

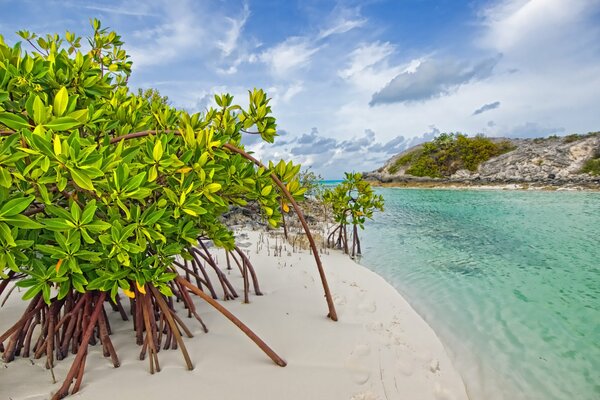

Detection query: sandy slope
(0, 229), (468, 400)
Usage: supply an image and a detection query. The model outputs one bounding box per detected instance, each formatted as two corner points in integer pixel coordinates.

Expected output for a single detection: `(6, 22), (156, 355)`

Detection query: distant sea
(320, 179), (343, 185)
(354, 188), (600, 400)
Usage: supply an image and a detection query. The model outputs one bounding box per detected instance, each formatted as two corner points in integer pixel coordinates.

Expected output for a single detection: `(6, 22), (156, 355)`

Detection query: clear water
(358, 188), (600, 400)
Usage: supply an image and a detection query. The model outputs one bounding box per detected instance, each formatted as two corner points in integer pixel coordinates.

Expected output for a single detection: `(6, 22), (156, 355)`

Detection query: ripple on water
(359, 188), (600, 400)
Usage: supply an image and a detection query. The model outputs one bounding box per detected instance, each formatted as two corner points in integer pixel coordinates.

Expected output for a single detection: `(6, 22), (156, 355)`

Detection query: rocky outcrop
(365, 135), (600, 188)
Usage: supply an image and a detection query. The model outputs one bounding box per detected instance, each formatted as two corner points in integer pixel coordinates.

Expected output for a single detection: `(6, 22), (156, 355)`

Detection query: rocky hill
(364, 133), (600, 189)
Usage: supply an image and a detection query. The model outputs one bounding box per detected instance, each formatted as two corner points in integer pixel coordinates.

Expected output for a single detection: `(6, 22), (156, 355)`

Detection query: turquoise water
(358, 188), (600, 400)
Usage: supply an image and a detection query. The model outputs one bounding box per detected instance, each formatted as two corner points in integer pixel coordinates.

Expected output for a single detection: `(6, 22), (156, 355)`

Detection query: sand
(0, 229), (468, 400)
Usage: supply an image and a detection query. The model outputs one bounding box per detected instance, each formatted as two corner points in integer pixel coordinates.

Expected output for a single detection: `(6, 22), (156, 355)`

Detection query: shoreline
(367, 179), (600, 191)
(0, 228), (468, 400)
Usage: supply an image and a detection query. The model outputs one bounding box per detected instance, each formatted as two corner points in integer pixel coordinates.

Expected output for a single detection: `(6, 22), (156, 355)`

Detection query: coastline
(0, 229), (468, 400)
(367, 179), (600, 191)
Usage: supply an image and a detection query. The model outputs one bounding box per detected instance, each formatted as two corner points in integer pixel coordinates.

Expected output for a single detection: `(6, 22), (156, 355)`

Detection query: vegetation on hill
(580, 150), (600, 176)
(388, 133), (515, 177)
(563, 131), (600, 144)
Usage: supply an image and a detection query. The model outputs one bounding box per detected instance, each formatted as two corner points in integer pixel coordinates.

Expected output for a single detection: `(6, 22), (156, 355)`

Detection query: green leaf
(205, 183), (221, 193)
(53, 135), (62, 155)
(42, 283), (51, 304)
(153, 141), (163, 162)
(148, 165), (157, 182)
(1, 214), (44, 229)
(57, 282), (70, 300)
(0, 112), (31, 130)
(123, 172), (146, 192)
(0, 167), (12, 188)
(86, 220), (112, 233)
(69, 168), (95, 191)
(0, 222), (16, 246)
(32, 96), (46, 125)
(22, 284), (43, 301)
(81, 200), (97, 224)
(44, 117), (82, 131)
(68, 109), (88, 123)
(54, 87), (69, 117)
(71, 202), (82, 221)
(44, 218), (75, 231)
(261, 185), (272, 196)
(36, 244), (67, 257)
(0, 196), (34, 217)
(80, 228), (95, 244)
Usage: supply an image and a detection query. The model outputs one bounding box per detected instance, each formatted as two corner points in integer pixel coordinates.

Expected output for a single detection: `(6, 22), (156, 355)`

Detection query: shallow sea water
(358, 188), (600, 400)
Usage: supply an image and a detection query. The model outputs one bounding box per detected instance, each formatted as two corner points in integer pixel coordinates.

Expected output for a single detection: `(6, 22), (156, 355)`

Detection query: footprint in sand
(350, 391), (379, 400)
(358, 300), (377, 314)
(346, 344), (372, 385)
(365, 321), (384, 332)
(434, 383), (456, 400)
(429, 359), (441, 373)
(334, 294), (347, 306)
(395, 355), (415, 376)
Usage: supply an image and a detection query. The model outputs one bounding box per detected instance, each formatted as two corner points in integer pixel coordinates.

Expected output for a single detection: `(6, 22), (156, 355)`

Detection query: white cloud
(216, 2), (250, 56)
(317, 8), (366, 39)
(338, 41), (395, 80)
(127, 1), (204, 68)
(370, 56), (500, 105)
(74, 3), (158, 17)
(480, 0), (600, 63)
(258, 37), (320, 76)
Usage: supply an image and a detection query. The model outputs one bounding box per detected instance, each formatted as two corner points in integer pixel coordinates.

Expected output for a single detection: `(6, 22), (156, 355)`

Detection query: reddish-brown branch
(176, 276), (286, 367)
(223, 143), (338, 321)
(149, 286), (193, 370)
(233, 246), (262, 296)
(52, 292), (106, 400)
(0, 271), (16, 298)
(109, 129), (177, 144)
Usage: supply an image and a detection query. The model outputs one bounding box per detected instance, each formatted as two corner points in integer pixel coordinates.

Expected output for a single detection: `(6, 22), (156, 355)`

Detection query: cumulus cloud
(290, 128), (337, 154)
(473, 101), (501, 115)
(480, 0), (600, 60)
(245, 127), (441, 178)
(370, 56), (500, 106)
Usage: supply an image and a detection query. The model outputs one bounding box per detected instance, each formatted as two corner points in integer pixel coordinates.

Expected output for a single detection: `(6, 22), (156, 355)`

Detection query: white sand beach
(0, 229), (468, 400)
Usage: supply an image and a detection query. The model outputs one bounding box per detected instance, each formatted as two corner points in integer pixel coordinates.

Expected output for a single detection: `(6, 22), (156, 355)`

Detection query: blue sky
(1, 0), (599, 178)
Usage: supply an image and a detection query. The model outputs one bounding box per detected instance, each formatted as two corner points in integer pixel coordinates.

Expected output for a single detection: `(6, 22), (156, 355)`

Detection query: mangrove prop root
(186, 250), (219, 299)
(234, 246), (262, 296)
(223, 143), (338, 321)
(195, 243), (239, 300)
(52, 292), (106, 400)
(149, 286), (193, 370)
(176, 276), (287, 367)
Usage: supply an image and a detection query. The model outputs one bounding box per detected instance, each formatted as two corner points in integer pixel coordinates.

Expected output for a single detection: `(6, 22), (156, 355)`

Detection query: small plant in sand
(322, 173), (384, 257)
(0, 20), (338, 399)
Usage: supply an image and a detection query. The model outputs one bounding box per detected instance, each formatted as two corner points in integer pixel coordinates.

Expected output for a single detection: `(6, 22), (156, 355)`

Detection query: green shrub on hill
(387, 133), (515, 178)
(580, 150), (600, 176)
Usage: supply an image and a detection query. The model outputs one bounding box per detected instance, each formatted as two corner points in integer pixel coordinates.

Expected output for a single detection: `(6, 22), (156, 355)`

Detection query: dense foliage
(0, 20), (337, 399)
(563, 131), (599, 144)
(322, 173), (383, 257)
(0, 20), (299, 304)
(580, 153), (600, 176)
(388, 133), (515, 177)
